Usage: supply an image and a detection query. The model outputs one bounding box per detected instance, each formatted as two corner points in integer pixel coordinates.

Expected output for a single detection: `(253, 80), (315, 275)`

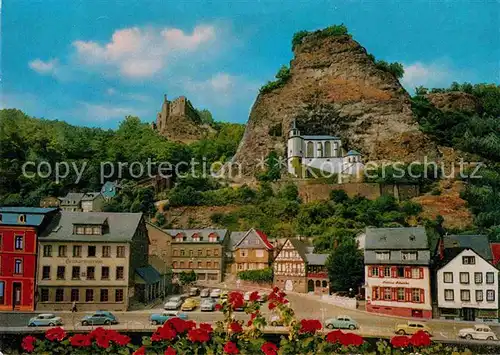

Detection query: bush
(291, 30), (310, 49)
(237, 267), (274, 283)
(259, 66), (291, 94)
(374, 60), (404, 79)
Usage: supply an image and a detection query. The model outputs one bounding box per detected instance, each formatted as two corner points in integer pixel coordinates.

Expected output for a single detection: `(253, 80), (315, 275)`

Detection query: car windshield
(170, 297), (181, 301)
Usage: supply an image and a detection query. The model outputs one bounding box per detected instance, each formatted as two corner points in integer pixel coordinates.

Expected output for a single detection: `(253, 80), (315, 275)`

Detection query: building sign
(307, 272), (328, 279)
(382, 280), (409, 285)
(65, 259), (104, 265)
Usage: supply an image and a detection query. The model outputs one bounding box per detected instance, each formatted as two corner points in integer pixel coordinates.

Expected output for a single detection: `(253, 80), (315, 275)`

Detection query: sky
(1, 0), (499, 128)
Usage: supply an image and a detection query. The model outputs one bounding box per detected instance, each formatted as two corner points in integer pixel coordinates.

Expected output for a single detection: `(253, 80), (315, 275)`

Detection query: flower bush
(21, 287), (470, 354)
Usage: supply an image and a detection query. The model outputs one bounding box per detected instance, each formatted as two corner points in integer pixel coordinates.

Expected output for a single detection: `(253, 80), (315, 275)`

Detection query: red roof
(490, 243), (500, 266)
(255, 229), (273, 250)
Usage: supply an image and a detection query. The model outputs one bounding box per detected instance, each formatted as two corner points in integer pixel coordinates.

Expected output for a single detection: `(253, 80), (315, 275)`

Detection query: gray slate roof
(40, 212), (143, 242)
(305, 253), (329, 265)
(59, 192), (85, 205)
(230, 232), (247, 248)
(164, 229), (228, 243)
(301, 135), (340, 140)
(365, 227), (428, 250)
(81, 192), (102, 201)
(443, 234), (492, 261)
(136, 265), (161, 284)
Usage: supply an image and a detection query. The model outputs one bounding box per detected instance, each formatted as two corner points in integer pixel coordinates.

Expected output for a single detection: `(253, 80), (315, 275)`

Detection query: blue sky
(2, 0), (498, 128)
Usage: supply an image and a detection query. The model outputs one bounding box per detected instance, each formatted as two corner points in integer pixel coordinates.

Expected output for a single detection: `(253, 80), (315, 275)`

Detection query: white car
(210, 289), (222, 298)
(200, 298), (217, 312)
(244, 291), (253, 301)
(164, 296), (183, 310)
(458, 325), (498, 341)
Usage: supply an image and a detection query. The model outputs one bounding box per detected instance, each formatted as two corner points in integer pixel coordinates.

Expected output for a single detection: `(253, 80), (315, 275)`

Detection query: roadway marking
(439, 332), (449, 339)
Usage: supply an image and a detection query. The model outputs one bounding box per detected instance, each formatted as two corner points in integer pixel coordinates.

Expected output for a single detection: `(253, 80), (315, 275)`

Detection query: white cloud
(401, 61), (455, 92)
(106, 88), (117, 95)
(71, 25), (217, 78)
(79, 102), (140, 121)
(28, 58), (59, 75)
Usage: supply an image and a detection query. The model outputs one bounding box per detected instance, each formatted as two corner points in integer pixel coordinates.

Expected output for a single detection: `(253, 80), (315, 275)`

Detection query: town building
(273, 238), (330, 294)
(0, 207), (58, 311)
(40, 197), (60, 208)
(146, 222), (174, 295)
(287, 120), (363, 177)
(59, 192), (104, 212)
(36, 212), (157, 311)
(434, 234), (498, 322)
(489, 242), (500, 267)
(231, 229), (274, 273)
(165, 229), (229, 284)
(364, 227), (432, 318)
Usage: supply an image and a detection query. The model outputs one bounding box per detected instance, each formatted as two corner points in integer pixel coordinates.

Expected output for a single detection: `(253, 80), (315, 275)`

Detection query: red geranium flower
(199, 323), (213, 333)
(187, 328), (211, 343)
(340, 332), (363, 347)
(228, 291), (245, 309)
(21, 336), (36, 352)
(249, 291), (260, 302)
(223, 341), (239, 354)
(299, 319), (322, 334)
(153, 325), (177, 341)
(391, 335), (410, 348)
(45, 327), (66, 341)
(167, 317), (189, 334)
(410, 330), (431, 347)
(268, 302), (276, 310)
(113, 333), (131, 346)
(229, 321), (243, 333)
(326, 330), (344, 344)
(96, 336), (110, 349)
(89, 327), (107, 339)
(261, 341), (278, 355)
(70, 333), (92, 347)
(215, 303), (223, 311)
(165, 347), (177, 355)
(134, 346), (146, 355)
(272, 287), (279, 293)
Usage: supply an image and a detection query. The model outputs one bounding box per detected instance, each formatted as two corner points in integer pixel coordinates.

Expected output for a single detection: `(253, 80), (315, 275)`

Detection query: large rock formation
(425, 92), (482, 113)
(233, 32), (439, 176)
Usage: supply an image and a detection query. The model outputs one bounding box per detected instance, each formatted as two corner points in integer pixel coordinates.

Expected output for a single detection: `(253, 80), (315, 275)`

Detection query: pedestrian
(71, 301), (77, 313)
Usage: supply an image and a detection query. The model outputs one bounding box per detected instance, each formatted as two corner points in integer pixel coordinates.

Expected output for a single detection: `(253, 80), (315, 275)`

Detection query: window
(371, 267), (379, 277)
(18, 215), (26, 223)
(475, 272), (483, 284)
(116, 266), (124, 280)
(88, 246), (96, 257)
(102, 246), (111, 257)
(476, 290), (484, 302)
(397, 288), (405, 301)
(401, 252), (417, 261)
(101, 266), (110, 280)
(486, 272), (495, 284)
(383, 288), (391, 300)
(180, 249), (185, 257)
(93, 227), (101, 235)
(373, 287), (379, 300)
(71, 289), (79, 302)
(376, 252), (390, 260)
(487, 290), (495, 301)
(100, 289), (109, 302)
(462, 256), (476, 265)
(460, 272), (469, 284)
(444, 289), (454, 301)
(76, 226), (84, 234)
(116, 246), (125, 257)
(197, 249), (202, 257)
(72, 266), (80, 279)
(43, 245), (52, 257)
(412, 268), (420, 279)
(197, 262), (202, 268)
(206, 261), (211, 268)
(240, 250), (247, 257)
(87, 266), (95, 280)
(14, 259), (22, 274)
(214, 262), (219, 269)
(214, 249), (219, 257)
(412, 288), (421, 302)
(397, 267), (404, 278)
(57, 266), (65, 280)
(206, 250), (211, 257)
(73, 245), (82, 257)
(384, 267), (391, 277)
(0, 282), (4, 304)
(256, 250), (264, 258)
(461, 290), (471, 301)
(15, 236), (23, 250)
(40, 288), (49, 302)
(85, 227), (92, 235)
(180, 262), (184, 268)
(443, 272), (453, 283)
(115, 289), (124, 302)
(55, 289), (64, 302)
(86, 289), (94, 302)
(42, 266), (51, 280)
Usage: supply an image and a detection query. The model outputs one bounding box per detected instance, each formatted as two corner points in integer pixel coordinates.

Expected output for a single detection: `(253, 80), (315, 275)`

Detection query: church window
(324, 141), (331, 157)
(317, 142), (323, 157)
(306, 142), (314, 158)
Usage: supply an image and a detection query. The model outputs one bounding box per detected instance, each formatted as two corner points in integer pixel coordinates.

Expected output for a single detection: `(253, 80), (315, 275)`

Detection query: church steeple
(289, 119), (300, 137)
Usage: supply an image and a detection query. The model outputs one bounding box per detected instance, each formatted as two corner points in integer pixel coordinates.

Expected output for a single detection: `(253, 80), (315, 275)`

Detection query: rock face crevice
(233, 34), (438, 175)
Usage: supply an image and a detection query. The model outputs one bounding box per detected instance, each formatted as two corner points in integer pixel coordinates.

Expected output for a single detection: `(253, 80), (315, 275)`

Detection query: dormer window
(208, 233), (218, 243)
(175, 233), (184, 242)
(402, 252), (417, 261)
(192, 233), (200, 242)
(18, 214), (26, 223)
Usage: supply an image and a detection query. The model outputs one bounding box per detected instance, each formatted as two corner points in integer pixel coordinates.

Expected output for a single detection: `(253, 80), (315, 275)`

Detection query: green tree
(179, 270), (197, 286)
(325, 242), (364, 292)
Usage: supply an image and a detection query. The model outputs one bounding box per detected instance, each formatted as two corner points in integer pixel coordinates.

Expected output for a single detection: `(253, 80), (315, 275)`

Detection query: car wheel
(153, 320), (159, 325)
(487, 336), (494, 341)
(465, 334), (472, 340)
(349, 324), (356, 330)
(48, 322), (55, 326)
(28, 323), (35, 327)
(82, 321), (89, 326)
(104, 320), (111, 325)
(271, 321), (277, 326)
(326, 324), (334, 329)
(397, 330), (406, 335)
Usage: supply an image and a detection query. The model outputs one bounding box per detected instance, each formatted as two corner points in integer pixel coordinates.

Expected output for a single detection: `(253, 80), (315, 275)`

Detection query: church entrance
(307, 280), (314, 293)
(284, 280), (293, 292)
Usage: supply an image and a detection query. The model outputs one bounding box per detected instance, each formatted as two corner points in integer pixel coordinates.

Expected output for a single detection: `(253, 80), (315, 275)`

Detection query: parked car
(200, 298), (217, 312)
(200, 289), (210, 298)
(210, 289), (222, 298)
(324, 315), (358, 330)
(458, 325), (498, 341)
(164, 296), (183, 310)
(81, 311), (118, 326)
(189, 287), (200, 296)
(150, 311), (187, 325)
(28, 314), (63, 327)
(244, 291), (253, 301)
(181, 298), (199, 311)
(395, 321), (432, 336)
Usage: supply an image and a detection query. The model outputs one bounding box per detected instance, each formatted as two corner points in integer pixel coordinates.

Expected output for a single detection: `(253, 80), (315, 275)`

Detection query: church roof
(301, 135), (340, 140)
(346, 150), (361, 156)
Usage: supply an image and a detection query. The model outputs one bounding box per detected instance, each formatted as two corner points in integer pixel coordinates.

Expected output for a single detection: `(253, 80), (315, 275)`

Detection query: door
(307, 280), (314, 292)
(463, 308), (476, 321)
(12, 283), (22, 310)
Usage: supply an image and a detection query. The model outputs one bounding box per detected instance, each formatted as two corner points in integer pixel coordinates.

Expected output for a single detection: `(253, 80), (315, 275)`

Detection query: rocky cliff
(233, 31), (439, 175)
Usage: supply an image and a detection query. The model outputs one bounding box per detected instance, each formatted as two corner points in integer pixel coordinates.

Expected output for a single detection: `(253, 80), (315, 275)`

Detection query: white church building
(287, 121), (363, 177)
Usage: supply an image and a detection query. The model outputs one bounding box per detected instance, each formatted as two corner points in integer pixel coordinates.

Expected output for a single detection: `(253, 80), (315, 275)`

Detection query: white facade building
(286, 121), (363, 177)
(436, 248), (499, 322)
